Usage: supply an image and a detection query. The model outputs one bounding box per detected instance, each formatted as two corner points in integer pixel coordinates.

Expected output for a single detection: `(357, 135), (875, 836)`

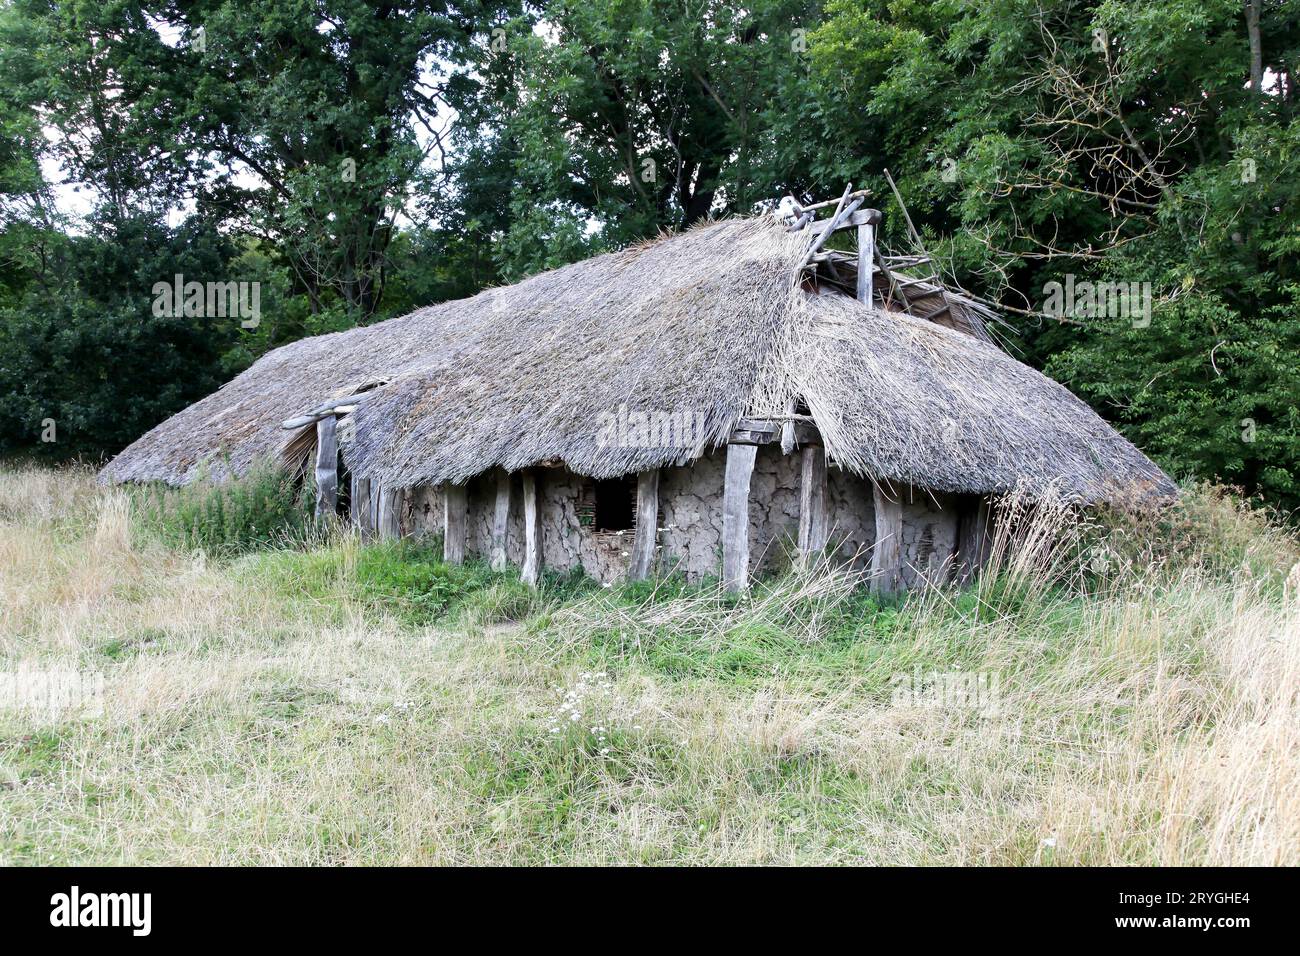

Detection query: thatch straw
(100, 215), (1173, 502)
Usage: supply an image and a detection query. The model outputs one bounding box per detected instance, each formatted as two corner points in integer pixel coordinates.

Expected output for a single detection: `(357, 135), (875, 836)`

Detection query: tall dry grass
(0, 463), (1296, 865)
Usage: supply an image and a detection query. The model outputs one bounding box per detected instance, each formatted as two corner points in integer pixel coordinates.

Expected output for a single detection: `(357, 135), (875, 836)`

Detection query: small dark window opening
(592, 477), (636, 532)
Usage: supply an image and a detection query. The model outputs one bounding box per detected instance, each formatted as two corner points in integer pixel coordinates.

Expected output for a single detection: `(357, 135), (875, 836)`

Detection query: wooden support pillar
(368, 481), (382, 535)
(779, 397), (797, 455)
(797, 446), (828, 564)
(491, 470), (511, 571)
(722, 443), (758, 592)
(377, 484), (403, 540)
(520, 471), (542, 588)
(856, 220), (874, 304)
(351, 475), (373, 537)
(629, 469), (660, 581)
(444, 483), (467, 564)
(871, 480), (903, 594)
(314, 416), (338, 519)
(955, 497), (992, 585)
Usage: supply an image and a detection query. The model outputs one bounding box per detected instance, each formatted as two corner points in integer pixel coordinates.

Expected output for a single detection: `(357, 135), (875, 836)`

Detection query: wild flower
(546, 670), (643, 756)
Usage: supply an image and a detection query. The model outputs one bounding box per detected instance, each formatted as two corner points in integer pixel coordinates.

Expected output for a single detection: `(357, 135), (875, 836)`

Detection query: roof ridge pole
(314, 415), (338, 520)
(722, 442), (758, 592)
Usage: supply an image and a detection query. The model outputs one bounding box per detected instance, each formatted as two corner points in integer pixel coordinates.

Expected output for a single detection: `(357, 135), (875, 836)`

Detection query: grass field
(1, 464), (1297, 865)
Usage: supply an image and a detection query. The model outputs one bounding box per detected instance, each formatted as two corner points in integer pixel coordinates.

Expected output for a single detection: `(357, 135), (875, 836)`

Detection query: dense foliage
(1, 0), (1296, 513)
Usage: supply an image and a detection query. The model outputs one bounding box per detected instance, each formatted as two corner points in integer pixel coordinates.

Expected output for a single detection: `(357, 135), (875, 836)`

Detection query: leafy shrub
(1085, 481), (1300, 590)
(131, 463), (318, 556)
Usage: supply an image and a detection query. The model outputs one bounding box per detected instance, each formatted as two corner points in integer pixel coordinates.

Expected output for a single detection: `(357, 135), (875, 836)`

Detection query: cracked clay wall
(387, 454), (960, 589)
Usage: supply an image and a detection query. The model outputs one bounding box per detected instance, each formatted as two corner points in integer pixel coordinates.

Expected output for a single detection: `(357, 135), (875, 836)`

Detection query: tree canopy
(2, 0), (1297, 514)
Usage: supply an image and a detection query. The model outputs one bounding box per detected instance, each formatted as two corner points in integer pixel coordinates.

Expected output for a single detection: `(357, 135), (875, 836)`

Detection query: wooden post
(377, 485), (403, 540)
(314, 416), (338, 519)
(722, 443), (758, 592)
(520, 471), (542, 588)
(351, 475), (372, 537)
(368, 481), (382, 535)
(955, 497), (992, 585)
(779, 396), (796, 455)
(629, 469), (660, 581)
(491, 470), (511, 571)
(797, 446), (828, 564)
(856, 221), (874, 304)
(444, 484), (467, 564)
(871, 480), (903, 594)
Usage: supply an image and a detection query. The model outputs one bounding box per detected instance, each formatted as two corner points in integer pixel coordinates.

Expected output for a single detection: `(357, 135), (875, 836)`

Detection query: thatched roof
(100, 215), (1173, 501)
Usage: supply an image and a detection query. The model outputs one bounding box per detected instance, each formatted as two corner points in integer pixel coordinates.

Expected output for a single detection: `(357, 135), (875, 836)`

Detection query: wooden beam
(629, 469), (660, 581)
(804, 195), (865, 264)
(730, 418), (821, 447)
(520, 471), (543, 588)
(351, 475), (372, 537)
(808, 207), (880, 243)
(491, 470), (511, 571)
(871, 481), (904, 594)
(797, 446), (828, 563)
(722, 443), (758, 592)
(955, 497), (992, 585)
(444, 483), (467, 565)
(377, 485), (403, 540)
(856, 220), (874, 305)
(799, 188), (871, 213)
(314, 416), (338, 519)
(780, 398), (797, 455)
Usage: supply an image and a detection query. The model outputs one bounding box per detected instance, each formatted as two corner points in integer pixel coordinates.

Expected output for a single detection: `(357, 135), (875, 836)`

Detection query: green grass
(2, 466), (1298, 865)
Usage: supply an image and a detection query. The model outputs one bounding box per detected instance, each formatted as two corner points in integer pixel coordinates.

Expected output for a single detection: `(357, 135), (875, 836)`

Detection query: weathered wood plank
(730, 419), (820, 447)
(314, 416), (338, 519)
(955, 497), (992, 585)
(368, 481), (382, 535)
(491, 470), (511, 571)
(377, 485), (403, 540)
(520, 471), (543, 588)
(856, 221), (875, 304)
(797, 446), (828, 563)
(722, 443), (758, 592)
(443, 483), (467, 565)
(351, 475), (372, 537)
(871, 481), (904, 594)
(629, 469), (660, 581)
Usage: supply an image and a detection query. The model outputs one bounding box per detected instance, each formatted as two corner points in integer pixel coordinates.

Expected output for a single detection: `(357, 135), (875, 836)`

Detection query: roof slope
(100, 215), (1173, 501)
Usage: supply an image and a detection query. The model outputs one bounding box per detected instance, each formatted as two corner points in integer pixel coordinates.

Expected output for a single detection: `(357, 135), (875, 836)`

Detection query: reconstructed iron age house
(102, 191), (1173, 591)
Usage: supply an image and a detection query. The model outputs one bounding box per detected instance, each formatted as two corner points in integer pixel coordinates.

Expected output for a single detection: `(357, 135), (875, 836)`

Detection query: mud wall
(388, 453), (962, 589)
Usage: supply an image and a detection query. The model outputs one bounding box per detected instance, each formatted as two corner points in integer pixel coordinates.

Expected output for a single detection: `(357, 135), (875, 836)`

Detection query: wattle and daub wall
(403, 446), (966, 587)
